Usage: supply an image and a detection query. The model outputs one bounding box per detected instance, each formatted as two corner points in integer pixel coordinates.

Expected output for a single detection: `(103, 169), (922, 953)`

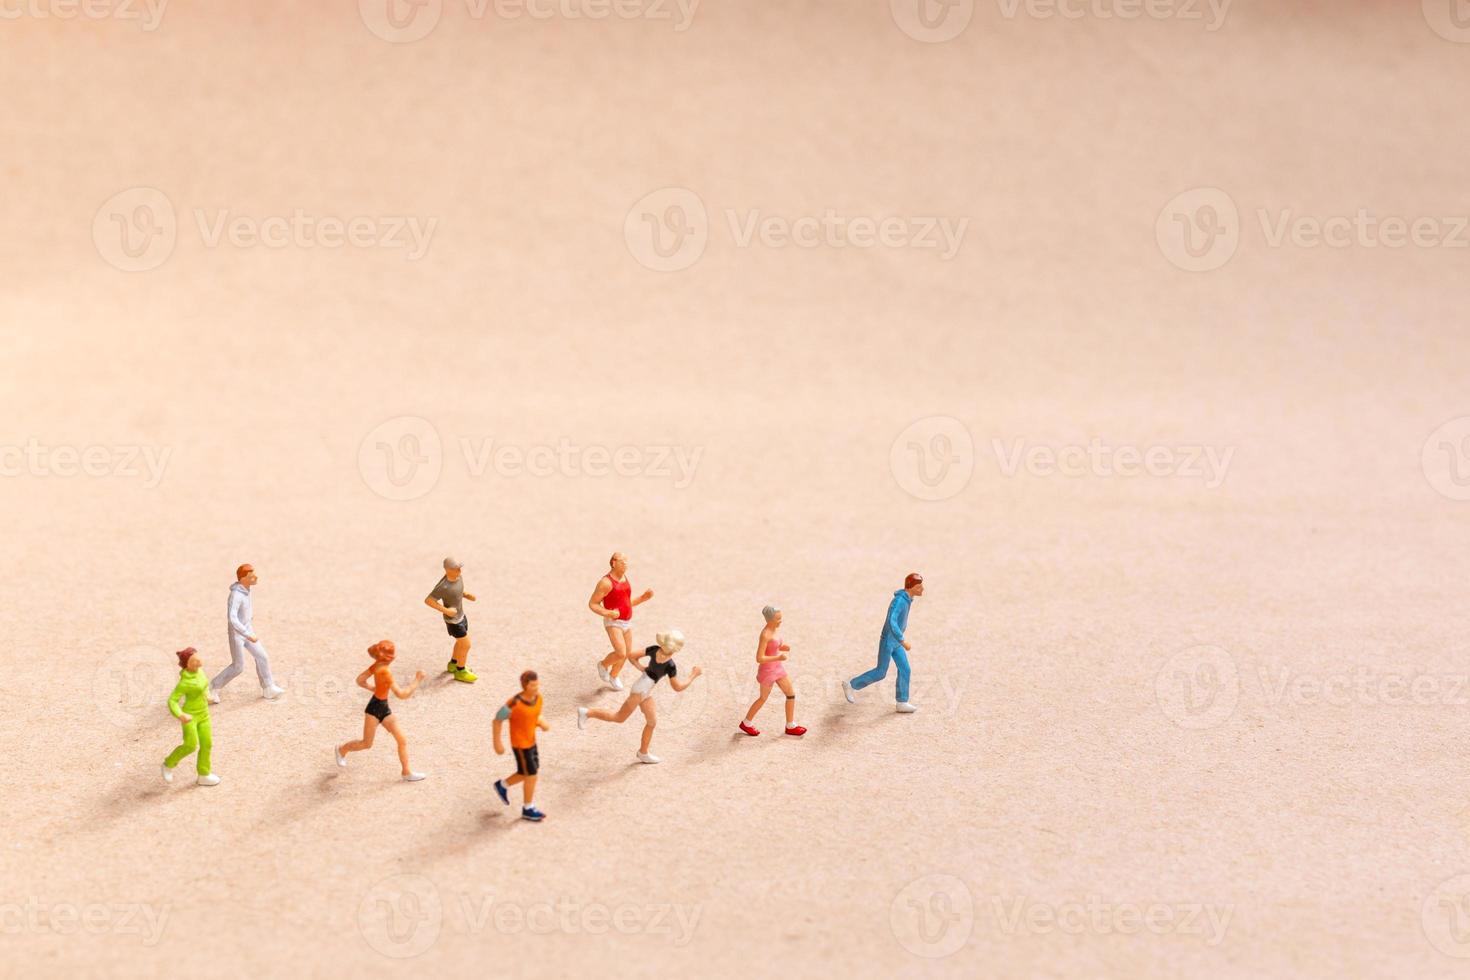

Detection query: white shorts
(605, 619), (632, 632)
(630, 673), (656, 696)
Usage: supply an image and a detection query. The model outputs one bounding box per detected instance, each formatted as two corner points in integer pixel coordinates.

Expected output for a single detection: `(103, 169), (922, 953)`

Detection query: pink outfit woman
(756, 636), (787, 684)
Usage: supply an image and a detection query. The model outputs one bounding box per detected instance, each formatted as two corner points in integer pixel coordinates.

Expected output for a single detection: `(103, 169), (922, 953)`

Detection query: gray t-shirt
(428, 576), (465, 623)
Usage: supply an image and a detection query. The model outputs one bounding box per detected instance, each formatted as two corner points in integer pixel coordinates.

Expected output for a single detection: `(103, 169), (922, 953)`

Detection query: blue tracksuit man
(850, 588), (913, 702)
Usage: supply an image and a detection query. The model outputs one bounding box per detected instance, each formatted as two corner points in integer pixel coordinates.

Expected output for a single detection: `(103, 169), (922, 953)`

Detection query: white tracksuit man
(213, 582), (277, 693)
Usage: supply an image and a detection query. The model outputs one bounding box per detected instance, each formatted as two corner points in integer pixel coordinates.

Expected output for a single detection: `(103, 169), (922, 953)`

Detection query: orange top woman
(335, 640), (427, 781)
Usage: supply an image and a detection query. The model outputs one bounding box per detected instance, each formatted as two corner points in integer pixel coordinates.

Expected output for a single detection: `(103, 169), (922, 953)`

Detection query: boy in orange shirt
(493, 670), (549, 822)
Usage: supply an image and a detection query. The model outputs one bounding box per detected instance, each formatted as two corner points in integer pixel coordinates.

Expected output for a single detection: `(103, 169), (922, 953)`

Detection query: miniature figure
(738, 606), (806, 737)
(426, 557), (477, 683)
(162, 647), (220, 786)
(493, 670), (550, 822)
(843, 573), (923, 713)
(335, 640), (427, 780)
(578, 629), (699, 764)
(589, 552), (654, 690)
(209, 564), (283, 702)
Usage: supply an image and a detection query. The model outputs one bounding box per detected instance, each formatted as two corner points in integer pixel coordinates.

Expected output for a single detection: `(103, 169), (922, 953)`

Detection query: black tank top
(643, 645), (678, 684)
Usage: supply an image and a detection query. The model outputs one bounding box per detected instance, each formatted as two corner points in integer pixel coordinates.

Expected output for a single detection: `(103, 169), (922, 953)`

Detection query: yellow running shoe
(452, 666), (477, 683)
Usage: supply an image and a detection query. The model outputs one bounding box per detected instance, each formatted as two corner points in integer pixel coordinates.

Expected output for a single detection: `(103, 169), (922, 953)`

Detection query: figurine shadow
(84, 775), (176, 830)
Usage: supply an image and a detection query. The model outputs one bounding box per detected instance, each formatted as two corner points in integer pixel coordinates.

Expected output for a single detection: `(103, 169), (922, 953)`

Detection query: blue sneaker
(493, 779), (509, 805)
(521, 805), (546, 822)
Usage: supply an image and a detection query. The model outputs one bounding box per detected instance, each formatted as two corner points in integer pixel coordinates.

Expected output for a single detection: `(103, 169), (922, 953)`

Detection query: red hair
(236, 564), (254, 582)
(368, 639), (395, 661)
(175, 647), (197, 669)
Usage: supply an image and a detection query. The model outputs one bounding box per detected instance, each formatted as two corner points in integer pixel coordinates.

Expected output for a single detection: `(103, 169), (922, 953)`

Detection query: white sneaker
(334, 747), (347, 769)
(636, 752), (661, 765)
(262, 684), (284, 700)
(598, 663), (613, 687)
(611, 675), (625, 691)
(197, 774), (221, 786)
(577, 707), (588, 730)
(160, 765), (173, 784)
(402, 772), (427, 782)
(842, 680), (855, 704)
(896, 702), (918, 713)
(207, 687), (221, 705)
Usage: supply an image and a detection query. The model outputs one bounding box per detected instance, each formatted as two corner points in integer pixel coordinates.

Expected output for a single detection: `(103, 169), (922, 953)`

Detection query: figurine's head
(368, 639), (396, 664)
(609, 552), (628, 575)
(520, 670), (539, 698)
(442, 557), (462, 581)
(176, 647), (201, 671)
(236, 564), (258, 587)
(655, 629), (685, 656)
(761, 605), (782, 627)
(904, 573), (924, 597)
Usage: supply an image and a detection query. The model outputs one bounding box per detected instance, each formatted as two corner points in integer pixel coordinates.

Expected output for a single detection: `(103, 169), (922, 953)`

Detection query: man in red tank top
(588, 552), (654, 690)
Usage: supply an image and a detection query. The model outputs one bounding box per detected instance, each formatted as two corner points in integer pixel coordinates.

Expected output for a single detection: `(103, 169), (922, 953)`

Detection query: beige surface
(4, 2), (1470, 977)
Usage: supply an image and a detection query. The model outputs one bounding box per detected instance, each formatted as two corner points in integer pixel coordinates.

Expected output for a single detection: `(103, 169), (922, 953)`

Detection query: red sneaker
(739, 721), (760, 737)
(784, 725), (807, 737)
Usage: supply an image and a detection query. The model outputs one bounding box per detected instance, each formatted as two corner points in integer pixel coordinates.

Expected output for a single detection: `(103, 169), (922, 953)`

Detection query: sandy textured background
(4, 1), (1470, 977)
